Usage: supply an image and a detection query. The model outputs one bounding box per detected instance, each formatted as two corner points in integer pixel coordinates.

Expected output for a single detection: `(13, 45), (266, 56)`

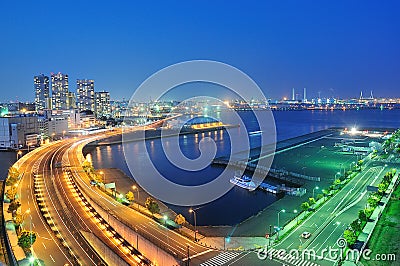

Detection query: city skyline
(1, 1), (399, 102)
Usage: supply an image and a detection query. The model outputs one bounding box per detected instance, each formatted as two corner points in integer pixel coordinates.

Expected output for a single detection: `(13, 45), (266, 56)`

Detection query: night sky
(0, 1), (399, 102)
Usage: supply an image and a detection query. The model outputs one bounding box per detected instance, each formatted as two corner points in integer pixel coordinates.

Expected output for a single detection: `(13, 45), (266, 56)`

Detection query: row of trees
(5, 166), (37, 254)
(5, 166), (20, 187)
(383, 129), (400, 151)
(343, 169), (396, 247)
(82, 158), (103, 184)
(144, 197), (187, 226)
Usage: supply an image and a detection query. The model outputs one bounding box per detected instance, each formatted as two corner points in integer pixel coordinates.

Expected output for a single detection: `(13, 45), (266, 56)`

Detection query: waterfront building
(51, 72), (69, 110)
(95, 90), (111, 118)
(0, 115), (39, 149)
(0, 102), (36, 115)
(76, 79), (95, 112)
(34, 74), (50, 112)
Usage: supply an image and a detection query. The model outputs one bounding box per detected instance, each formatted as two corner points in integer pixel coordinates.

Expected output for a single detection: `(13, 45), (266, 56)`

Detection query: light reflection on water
(90, 109), (400, 225)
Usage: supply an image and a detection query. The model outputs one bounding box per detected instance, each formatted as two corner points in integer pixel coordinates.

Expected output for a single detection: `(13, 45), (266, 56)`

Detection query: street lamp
(339, 163), (343, 176)
(335, 172), (341, 179)
(224, 236), (231, 250)
(277, 209), (285, 240)
(132, 185), (139, 202)
(189, 208), (197, 242)
(29, 255), (35, 265)
(117, 194), (123, 202)
(100, 171), (105, 185)
(312, 186), (319, 199)
(302, 166), (307, 176)
(16, 150), (22, 160)
(293, 209), (299, 225)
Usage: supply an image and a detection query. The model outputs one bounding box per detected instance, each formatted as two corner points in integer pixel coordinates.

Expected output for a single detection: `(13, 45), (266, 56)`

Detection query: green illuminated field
(361, 183), (400, 266)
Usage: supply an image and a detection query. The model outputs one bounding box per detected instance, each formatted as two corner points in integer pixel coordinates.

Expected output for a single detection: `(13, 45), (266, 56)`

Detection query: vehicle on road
(301, 232), (311, 239)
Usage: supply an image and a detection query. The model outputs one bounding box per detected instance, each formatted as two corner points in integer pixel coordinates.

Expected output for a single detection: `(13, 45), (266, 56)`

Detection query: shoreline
(85, 126), (396, 237)
(87, 124), (239, 147)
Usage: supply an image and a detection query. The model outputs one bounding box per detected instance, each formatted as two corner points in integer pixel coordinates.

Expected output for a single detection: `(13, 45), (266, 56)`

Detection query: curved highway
(16, 130), (216, 265)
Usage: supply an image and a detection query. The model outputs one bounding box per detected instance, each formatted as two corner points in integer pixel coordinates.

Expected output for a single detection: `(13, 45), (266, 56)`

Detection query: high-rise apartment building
(34, 74), (50, 111)
(67, 91), (77, 109)
(76, 79), (95, 111)
(95, 91), (111, 118)
(51, 72), (69, 110)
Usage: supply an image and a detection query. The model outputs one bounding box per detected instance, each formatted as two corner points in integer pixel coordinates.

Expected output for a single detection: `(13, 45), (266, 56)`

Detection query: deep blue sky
(0, 1), (399, 102)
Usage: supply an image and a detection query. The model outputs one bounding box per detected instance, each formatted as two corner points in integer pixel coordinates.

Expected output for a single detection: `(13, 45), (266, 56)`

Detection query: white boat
(230, 175), (257, 191)
(249, 130), (263, 136)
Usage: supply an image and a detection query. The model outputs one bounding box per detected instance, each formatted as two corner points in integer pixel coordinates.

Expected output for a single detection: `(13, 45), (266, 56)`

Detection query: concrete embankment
(87, 125), (239, 147)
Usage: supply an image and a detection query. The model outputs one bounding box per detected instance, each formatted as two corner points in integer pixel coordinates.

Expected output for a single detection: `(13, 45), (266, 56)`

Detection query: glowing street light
(17, 150), (22, 160)
(132, 185), (139, 201)
(277, 209), (285, 239)
(312, 186), (319, 199)
(293, 209), (299, 225)
(189, 208), (197, 241)
(163, 215), (168, 226)
(99, 171), (105, 185)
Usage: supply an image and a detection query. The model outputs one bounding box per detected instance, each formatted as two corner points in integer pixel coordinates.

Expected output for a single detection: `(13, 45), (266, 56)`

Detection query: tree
(7, 200), (21, 216)
(82, 160), (94, 173)
(316, 194), (323, 201)
(334, 179), (341, 186)
(8, 166), (19, 179)
(300, 202), (310, 212)
(358, 210), (367, 222)
(14, 213), (24, 231)
(125, 191), (135, 202)
(145, 197), (160, 215)
(383, 172), (392, 183)
(364, 208), (373, 218)
(308, 197), (316, 205)
(5, 186), (17, 201)
(377, 183), (387, 195)
(5, 176), (17, 186)
(18, 230), (36, 250)
(350, 219), (362, 232)
(343, 229), (357, 246)
(174, 214), (186, 225)
(367, 195), (379, 208)
(94, 173), (103, 184)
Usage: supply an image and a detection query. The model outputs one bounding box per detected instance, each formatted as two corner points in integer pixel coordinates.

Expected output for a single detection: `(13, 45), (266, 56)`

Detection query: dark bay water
(0, 152), (18, 180)
(85, 109), (400, 225)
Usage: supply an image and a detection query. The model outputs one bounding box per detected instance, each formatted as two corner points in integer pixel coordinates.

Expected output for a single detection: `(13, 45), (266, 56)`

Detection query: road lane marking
(42, 242), (47, 249)
(49, 254), (55, 262)
(227, 251), (251, 265)
(182, 249), (213, 261)
(315, 223), (341, 253)
(331, 169), (373, 214)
